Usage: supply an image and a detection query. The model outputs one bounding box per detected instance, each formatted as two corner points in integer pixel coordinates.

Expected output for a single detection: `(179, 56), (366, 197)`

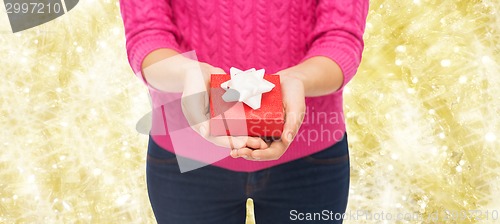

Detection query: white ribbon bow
(220, 67), (275, 110)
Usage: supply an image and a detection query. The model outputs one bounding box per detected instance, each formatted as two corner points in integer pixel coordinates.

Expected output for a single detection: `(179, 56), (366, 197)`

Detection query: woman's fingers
(181, 94), (209, 130)
(281, 76), (305, 146)
(249, 140), (287, 161)
(231, 137), (270, 158)
(231, 147), (253, 159)
(246, 137), (269, 149)
(207, 135), (247, 149)
(208, 135), (268, 152)
(181, 66), (210, 133)
(237, 75), (305, 161)
(210, 67), (225, 74)
(182, 64), (234, 148)
(282, 106), (302, 146)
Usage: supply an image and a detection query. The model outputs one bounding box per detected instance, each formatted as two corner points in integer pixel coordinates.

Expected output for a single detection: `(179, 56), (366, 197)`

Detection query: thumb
(210, 67), (225, 74)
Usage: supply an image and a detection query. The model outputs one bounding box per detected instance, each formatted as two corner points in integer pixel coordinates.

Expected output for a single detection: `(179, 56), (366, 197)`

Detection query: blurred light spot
(93, 168), (102, 176)
(485, 132), (496, 142)
(459, 76), (467, 84)
(112, 27), (120, 35)
(366, 22), (373, 30)
(391, 153), (399, 160)
(431, 147), (438, 155)
(440, 59), (451, 67)
(395, 59), (403, 66)
(344, 86), (351, 94)
(98, 41), (107, 48)
(28, 175), (35, 183)
(62, 201), (72, 211)
(439, 132), (445, 139)
(481, 56), (492, 64)
(396, 45), (407, 52)
(115, 194), (130, 206)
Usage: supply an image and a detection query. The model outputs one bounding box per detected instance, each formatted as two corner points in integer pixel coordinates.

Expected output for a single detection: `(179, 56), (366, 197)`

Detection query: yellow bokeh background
(0, 0), (498, 223)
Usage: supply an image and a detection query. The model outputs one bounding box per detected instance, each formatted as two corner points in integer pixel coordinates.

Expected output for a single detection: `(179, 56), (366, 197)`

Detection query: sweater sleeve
(119, 0), (180, 83)
(302, 0), (369, 91)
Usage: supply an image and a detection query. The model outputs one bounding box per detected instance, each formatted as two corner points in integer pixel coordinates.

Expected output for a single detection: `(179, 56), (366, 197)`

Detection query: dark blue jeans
(146, 134), (350, 224)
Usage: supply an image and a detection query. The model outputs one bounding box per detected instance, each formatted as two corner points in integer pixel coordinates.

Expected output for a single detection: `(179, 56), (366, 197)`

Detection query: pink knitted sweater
(119, 0), (368, 172)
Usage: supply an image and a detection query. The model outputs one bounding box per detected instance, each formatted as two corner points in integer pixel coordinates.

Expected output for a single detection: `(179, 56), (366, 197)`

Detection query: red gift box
(209, 74), (284, 138)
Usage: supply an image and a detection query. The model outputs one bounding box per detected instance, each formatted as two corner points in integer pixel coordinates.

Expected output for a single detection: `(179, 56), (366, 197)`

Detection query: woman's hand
(181, 63), (269, 153)
(233, 73), (306, 161)
(142, 49), (269, 154)
(232, 56), (344, 161)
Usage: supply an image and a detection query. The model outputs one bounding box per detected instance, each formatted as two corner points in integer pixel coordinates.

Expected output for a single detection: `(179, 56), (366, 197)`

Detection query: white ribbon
(220, 67), (275, 110)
